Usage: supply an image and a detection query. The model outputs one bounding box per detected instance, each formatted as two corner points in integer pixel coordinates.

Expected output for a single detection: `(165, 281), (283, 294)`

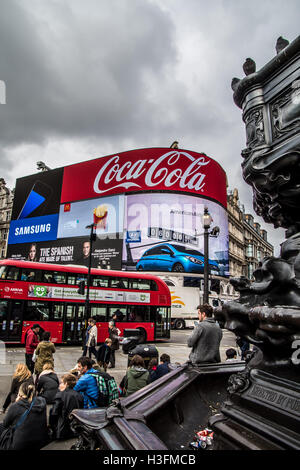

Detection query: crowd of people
(0, 304), (254, 450)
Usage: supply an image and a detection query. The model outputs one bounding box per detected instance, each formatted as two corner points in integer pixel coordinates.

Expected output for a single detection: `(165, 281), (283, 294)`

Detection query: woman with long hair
(1, 363), (34, 413)
(0, 382), (49, 450)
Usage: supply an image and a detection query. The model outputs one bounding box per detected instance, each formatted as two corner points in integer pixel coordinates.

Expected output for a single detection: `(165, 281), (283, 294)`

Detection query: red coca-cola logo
(61, 148), (227, 207)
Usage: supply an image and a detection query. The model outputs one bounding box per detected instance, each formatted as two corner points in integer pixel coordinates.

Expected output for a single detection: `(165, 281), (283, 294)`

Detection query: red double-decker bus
(0, 260), (171, 345)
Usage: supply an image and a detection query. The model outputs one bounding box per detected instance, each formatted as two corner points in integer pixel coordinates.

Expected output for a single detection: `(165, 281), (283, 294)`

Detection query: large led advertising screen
(7, 147), (229, 275)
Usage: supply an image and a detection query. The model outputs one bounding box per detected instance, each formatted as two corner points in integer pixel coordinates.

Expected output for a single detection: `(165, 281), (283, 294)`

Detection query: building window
(246, 243), (253, 257)
(248, 263), (254, 280)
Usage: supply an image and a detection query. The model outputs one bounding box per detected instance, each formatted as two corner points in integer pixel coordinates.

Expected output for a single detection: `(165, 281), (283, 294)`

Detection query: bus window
(52, 303), (64, 320)
(76, 274), (87, 285)
(129, 279), (151, 290)
(6, 266), (20, 281)
(108, 306), (126, 322)
(42, 271), (56, 283)
(67, 274), (76, 285)
(92, 276), (109, 288)
(51, 272), (66, 284)
(25, 301), (51, 321)
(0, 266), (8, 279)
(110, 277), (128, 289)
(20, 269), (41, 282)
(0, 300), (9, 331)
(90, 305), (107, 322)
(127, 306), (150, 322)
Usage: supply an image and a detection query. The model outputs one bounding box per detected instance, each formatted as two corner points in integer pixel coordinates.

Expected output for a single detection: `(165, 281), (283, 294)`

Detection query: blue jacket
(74, 368), (99, 409)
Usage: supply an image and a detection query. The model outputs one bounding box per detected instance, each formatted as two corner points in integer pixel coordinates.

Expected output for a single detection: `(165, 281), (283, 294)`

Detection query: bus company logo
(4, 287), (23, 294)
(170, 291), (185, 308)
(93, 151), (210, 195)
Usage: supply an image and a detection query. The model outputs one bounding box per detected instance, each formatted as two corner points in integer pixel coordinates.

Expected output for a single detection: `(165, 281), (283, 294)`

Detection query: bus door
(0, 300), (23, 342)
(63, 304), (85, 343)
(155, 307), (171, 339)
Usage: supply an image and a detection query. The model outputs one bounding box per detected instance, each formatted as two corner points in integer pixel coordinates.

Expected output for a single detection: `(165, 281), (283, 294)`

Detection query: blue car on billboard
(136, 243), (220, 274)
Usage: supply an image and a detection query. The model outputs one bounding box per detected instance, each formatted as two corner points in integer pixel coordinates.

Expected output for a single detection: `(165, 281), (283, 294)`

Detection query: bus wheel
(137, 327), (147, 343)
(172, 263), (184, 272)
(175, 319), (185, 330)
(137, 265), (143, 271)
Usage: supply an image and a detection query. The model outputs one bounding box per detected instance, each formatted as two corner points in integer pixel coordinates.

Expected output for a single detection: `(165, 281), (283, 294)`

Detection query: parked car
(136, 243), (220, 274)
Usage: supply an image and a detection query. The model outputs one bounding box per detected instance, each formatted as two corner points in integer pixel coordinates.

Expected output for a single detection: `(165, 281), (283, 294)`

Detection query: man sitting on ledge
(187, 304), (222, 364)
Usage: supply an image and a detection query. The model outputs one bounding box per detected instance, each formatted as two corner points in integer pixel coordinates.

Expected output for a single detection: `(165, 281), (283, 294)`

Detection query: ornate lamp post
(202, 207), (212, 304)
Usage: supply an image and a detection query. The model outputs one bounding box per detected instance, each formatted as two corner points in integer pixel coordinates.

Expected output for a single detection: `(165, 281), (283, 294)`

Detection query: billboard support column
(85, 223), (96, 325)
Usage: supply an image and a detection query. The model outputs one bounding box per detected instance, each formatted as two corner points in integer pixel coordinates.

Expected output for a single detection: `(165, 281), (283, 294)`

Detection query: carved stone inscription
(248, 384), (300, 415)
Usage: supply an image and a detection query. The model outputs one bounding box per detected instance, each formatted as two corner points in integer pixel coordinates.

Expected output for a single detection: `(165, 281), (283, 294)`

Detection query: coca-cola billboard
(61, 148), (227, 208)
(7, 147), (229, 276)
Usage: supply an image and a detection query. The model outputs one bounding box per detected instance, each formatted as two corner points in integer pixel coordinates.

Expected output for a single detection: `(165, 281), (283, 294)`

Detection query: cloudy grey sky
(0, 0), (299, 255)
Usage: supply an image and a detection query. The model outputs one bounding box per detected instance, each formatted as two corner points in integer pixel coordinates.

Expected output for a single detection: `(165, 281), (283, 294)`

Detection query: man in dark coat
(25, 324), (40, 373)
(187, 304), (222, 364)
(49, 373), (83, 440)
(108, 321), (120, 369)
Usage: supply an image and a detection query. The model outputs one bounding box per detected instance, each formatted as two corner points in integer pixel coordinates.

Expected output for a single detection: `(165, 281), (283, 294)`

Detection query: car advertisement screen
(7, 148), (228, 275)
(123, 193), (229, 276)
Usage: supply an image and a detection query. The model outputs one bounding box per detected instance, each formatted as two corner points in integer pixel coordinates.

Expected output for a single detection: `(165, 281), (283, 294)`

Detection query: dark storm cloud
(0, 0), (189, 146)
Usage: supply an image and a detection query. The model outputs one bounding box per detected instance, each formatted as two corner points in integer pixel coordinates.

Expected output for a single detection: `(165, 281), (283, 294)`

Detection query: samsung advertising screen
(7, 147), (229, 276)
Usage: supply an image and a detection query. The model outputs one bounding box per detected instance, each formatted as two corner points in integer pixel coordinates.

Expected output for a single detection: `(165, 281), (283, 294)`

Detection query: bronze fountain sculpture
(210, 35), (300, 449)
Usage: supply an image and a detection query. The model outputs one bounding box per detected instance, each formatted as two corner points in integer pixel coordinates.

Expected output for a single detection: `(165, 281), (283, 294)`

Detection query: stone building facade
(227, 188), (274, 282)
(0, 179), (14, 259)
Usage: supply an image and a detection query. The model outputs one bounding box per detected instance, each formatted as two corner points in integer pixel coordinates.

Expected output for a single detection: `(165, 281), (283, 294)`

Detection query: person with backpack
(73, 357), (99, 409)
(0, 382), (48, 450)
(74, 357), (119, 409)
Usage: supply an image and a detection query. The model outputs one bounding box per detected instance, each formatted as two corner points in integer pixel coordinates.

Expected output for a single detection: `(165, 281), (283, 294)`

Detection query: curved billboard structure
(7, 148), (229, 276)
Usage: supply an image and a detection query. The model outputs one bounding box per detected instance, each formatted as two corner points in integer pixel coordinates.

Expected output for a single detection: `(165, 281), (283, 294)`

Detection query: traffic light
(78, 280), (85, 295)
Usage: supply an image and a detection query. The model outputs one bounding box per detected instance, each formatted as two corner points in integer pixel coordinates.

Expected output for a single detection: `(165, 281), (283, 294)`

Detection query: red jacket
(25, 329), (39, 355)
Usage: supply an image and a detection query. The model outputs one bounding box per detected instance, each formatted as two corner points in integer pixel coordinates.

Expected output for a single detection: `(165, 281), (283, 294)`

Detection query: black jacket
(2, 397), (48, 450)
(2, 376), (34, 411)
(49, 388), (84, 440)
(36, 372), (59, 404)
(150, 362), (170, 382)
(97, 344), (111, 364)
